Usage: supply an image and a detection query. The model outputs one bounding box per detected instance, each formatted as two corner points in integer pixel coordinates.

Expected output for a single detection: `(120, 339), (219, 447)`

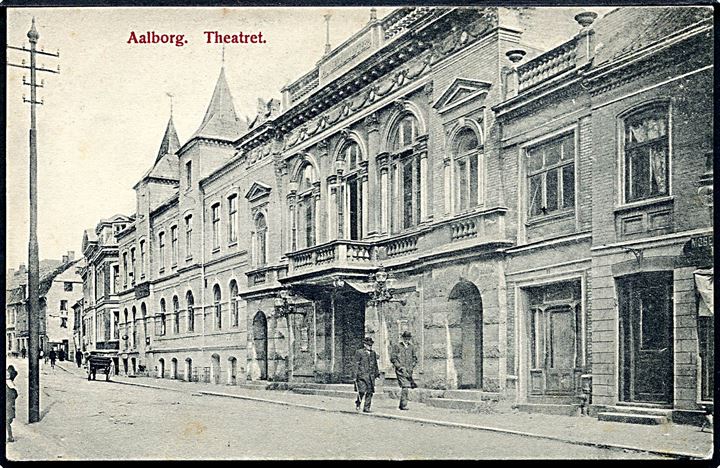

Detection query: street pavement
(3, 357), (712, 460)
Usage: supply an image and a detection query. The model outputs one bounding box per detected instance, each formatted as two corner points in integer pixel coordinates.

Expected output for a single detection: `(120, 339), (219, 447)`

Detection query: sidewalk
(56, 362), (712, 459)
(6, 358), (71, 461)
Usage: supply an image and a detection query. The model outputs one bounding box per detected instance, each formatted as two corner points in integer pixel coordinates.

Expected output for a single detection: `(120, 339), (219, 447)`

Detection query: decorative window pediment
(245, 181), (272, 203)
(433, 78), (492, 114)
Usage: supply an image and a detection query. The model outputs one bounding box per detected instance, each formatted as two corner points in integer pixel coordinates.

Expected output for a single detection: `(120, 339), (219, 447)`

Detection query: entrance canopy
(345, 281), (374, 295)
(694, 268), (713, 317)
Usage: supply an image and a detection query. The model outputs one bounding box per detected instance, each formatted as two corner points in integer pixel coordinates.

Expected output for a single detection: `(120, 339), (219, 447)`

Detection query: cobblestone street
(4, 358), (712, 460)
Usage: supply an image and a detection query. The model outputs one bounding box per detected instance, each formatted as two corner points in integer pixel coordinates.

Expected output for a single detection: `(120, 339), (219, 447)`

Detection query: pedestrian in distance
(353, 336), (380, 413)
(20, 347), (26, 359)
(49, 349), (57, 369)
(75, 349), (83, 368)
(58, 349), (65, 362)
(391, 331), (418, 410)
(6, 365), (19, 442)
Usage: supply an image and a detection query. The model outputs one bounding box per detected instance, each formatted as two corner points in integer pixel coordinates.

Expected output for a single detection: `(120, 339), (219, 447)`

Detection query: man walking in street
(49, 348), (57, 369)
(353, 336), (380, 413)
(391, 331), (418, 410)
(20, 347), (26, 359)
(76, 349), (83, 368)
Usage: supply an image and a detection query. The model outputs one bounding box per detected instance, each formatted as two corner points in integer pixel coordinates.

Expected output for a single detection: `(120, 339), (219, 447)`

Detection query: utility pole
(7, 17), (59, 424)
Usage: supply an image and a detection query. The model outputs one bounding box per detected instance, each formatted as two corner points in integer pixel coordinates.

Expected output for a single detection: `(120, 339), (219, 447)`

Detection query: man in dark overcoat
(353, 336), (380, 413)
(391, 331), (418, 410)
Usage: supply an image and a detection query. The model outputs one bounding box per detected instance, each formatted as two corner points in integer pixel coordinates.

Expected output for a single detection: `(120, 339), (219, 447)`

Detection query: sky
(6, 7), (395, 269)
(6, 6), (613, 271)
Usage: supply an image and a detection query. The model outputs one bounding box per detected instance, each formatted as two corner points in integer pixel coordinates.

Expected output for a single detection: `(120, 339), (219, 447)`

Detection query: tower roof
(190, 67), (246, 142)
(155, 115), (180, 164)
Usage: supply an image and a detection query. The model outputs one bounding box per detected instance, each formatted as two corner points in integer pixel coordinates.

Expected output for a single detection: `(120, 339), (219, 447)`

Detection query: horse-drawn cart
(87, 356), (113, 381)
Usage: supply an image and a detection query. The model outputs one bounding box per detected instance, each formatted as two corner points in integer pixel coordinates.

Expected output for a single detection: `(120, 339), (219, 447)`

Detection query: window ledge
(159, 268), (165, 274)
(212, 248), (220, 254)
(525, 209), (574, 227)
(228, 241), (238, 248)
(171, 264), (177, 270)
(614, 195), (674, 214)
(185, 256), (193, 262)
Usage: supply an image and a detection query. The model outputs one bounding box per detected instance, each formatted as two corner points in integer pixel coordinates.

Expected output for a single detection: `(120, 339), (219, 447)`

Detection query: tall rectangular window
(130, 248), (136, 284)
(186, 160), (192, 187)
(527, 133), (575, 218)
(158, 232), (166, 271)
(170, 225), (178, 266)
(212, 204), (220, 249)
(60, 300), (68, 311)
(140, 240), (146, 277)
(624, 105), (669, 203)
(112, 265), (119, 294)
(122, 252), (128, 287)
(228, 195), (238, 243)
(185, 215), (193, 258)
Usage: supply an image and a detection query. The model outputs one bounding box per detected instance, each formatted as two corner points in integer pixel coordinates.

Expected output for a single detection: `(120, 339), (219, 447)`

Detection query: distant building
(79, 214), (133, 372)
(7, 252), (84, 357)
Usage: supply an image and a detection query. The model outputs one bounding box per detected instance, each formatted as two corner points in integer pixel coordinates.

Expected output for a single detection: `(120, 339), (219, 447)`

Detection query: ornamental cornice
(267, 11), (495, 154)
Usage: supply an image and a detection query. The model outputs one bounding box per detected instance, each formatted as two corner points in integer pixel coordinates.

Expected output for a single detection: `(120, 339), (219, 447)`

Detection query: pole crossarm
(7, 44), (60, 57)
(7, 62), (60, 74)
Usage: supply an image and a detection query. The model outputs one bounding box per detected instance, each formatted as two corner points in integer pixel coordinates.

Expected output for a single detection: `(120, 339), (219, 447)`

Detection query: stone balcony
(284, 207), (510, 281)
(286, 240), (376, 280)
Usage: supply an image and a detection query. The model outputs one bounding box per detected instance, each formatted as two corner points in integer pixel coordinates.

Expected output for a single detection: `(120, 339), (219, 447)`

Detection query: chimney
(18, 264), (27, 275)
(62, 255), (68, 263)
(67, 251), (75, 261)
(574, 11), (598, 68)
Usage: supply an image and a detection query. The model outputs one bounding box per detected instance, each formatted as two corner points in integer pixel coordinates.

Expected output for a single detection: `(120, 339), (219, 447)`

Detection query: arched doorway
(185, 358), (193, 382)
(448, 280), (483, 389)
(171, 358), (178, 379)
(158, 358), (165, 378)
(211, 353), (221, 384)
(228, 357), (237, 385)
(253, 311), (268, 380)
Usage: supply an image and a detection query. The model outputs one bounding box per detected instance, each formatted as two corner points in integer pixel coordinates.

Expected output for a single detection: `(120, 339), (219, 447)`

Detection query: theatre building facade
(84, 6), (713, 420)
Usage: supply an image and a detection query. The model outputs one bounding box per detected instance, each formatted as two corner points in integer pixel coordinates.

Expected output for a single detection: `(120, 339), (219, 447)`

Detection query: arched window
(388, 113), (422, 231)
(186, 291), (195, 332)
(230, 280), (239, 327)
(341, 141), (365, 240)
(390, 114), (418, 152)
(159, 298), (167, 336)
(292, 163), (318, 250)
(453, 127), (482, 213)
(254, 214), (267, 267)
(172, 295), (180, 334)
(213, 285), (222, 330)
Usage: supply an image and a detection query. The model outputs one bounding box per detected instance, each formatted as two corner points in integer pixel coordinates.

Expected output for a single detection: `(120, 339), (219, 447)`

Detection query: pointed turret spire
(155, 114), (180, 163)
(191, 67), (245, 141)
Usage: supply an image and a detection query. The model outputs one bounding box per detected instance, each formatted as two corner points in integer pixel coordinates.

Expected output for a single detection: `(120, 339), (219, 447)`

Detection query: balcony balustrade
(286, 240), (376, 277)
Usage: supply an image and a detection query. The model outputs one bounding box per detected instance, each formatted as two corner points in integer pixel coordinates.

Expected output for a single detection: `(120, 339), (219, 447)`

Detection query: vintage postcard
(4, 4), (715, 461)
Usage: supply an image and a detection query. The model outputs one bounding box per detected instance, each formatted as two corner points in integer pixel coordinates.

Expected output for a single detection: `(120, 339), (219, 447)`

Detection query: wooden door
(253, 313), (268, 380)
(620, 273), (673, 404)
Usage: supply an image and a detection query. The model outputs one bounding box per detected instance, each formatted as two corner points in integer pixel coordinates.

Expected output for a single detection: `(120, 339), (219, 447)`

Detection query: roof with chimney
(188, 67), (246, 142)
(6, 258), (82, 305)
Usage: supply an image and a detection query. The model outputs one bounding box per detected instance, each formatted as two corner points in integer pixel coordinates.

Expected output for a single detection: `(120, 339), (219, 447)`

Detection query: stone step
(615, 401), (673, 409)
(288, 382), (357, 391)
(291, 387), (387, 400)
(515, 403), (581, 417)
(236, 381), (270, 390)
(604, 406), (673, 417)
(526, 395), (583, 405)
(426, 398), (495, 411)
(597, 412), (668, 425)
(441, 390), (501, 401)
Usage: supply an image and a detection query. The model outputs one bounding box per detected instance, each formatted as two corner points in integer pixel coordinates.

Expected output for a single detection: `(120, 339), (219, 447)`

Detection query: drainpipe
(200, 184), (206, 364)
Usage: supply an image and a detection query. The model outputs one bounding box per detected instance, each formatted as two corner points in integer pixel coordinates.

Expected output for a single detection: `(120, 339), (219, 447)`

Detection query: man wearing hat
(391, 331), (418, 410)
(352, 336), (380, 413)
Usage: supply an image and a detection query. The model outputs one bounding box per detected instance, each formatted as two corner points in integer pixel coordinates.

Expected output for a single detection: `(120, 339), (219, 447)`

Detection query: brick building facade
(81, 7), (713, 421)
